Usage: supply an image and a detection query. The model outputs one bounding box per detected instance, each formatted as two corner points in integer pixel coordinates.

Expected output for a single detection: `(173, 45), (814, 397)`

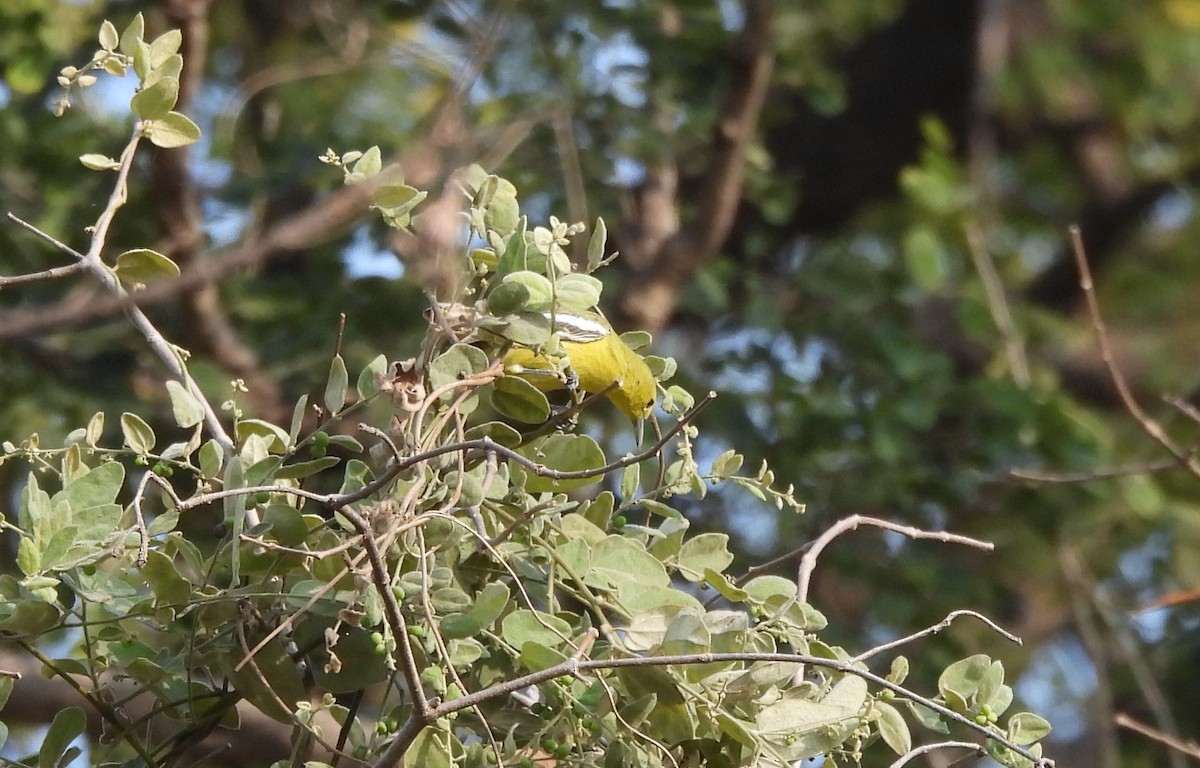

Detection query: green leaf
(327, 434), (364, 453)
(58, 461), (124, 512)
(501, 609), (571, 650)
(876, 701), (912, 756)
(483, 189), (520, 235)
(703, 568), (749, 602)
(586, 217), (608, 272)
(132, 39), (152, 81)
(199, 439), (223, 477)
(582, 491), (615, 529)
(501, 271), (554, 311)
(262, 504), (310, 547)
(224, 635), (307, 723)
(85, 411), (105, 447)
(98, 20), (119, 51)
(519, 641), (568, 671)
(236, 419), (290, 453)
(403, 727), (452, 768)
(38, 707), (85, 768)
(463, 421), (523, 449)
(938, 654), (992, 713)
(555, 273), (603, 312)
(325, 354), (348, 415)
(356, 354), (387, 401)
(710, 449), (744, 478)
(143, 54), (182, 88)
(276, 456), (340, 481)
(1007, 712), (1052, 745)
(17, 537), (40, 576)
(561, 512), (607, 545)
(113, 248), (180, 285)
(888, 655), (910, 684)
(165, 380), (203, 428)
(79, 153), (118, 171)
(756, 676), (868, 760)
(620, 462), (639, 500)
(147, 29), (183, 67)
(349, 145), (382, 182)
(517, 433), (606, 492)
(146, 111), (201, 148)
(439, 613), (482, 640)
(131, 77), (179, 120)
(487, 310), (551, 346)
(484, 279), (531, 316)
(742, 575), (799, 603)
(120, 412), (156, 454)
(427, 343), (490, 407)
(903, 225), (948, 291)
(119, 13), (145, 55)
(589, 535), (670, 597)
(143, 550), (192, 605)
(490, 376), (551, 424)
(675, 533), (734, 580)
(495, 216), (529, 276)
(373, 184), (426, 222)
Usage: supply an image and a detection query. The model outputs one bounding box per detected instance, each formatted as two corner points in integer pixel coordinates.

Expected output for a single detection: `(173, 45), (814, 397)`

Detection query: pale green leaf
(130, 76), (178, 120)
(119, 13), (145, 55)
(98, 20), (119, 51)
(113, 248), (180, 285)
(325, 354), (348, 415)
(146, 111), (200, 148)
(120, 412), (156, 454)
(79, 153), (118, 171)
(165, 380), (203, 428)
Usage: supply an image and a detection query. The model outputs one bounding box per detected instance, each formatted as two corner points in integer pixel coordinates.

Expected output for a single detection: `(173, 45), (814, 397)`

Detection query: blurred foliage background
(3, 0), (1200, 765)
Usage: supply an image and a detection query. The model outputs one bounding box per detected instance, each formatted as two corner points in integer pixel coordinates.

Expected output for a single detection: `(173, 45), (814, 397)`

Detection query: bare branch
(377, 649), (1054, 768)
(1116, 712), (1200, 761)
(965, 220), (1030, 387)
(618, 0), (776, 333)
(851, 610), (1021, 664)
(887, 740), (985, 768)
(797, 514), (993, 605)
(1069, 225), (1200, 478)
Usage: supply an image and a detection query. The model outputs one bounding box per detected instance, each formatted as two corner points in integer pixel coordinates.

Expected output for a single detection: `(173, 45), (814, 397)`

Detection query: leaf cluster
(0, 16), (1053, 768)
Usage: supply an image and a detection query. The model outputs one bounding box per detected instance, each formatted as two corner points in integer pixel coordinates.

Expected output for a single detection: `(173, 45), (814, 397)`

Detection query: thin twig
(0, 259), (87, 289)
(175, 391), (718, 514)
(1069, 225), (1200, 478)
(1115, 712), (1200, 760)
(797, 515), (993, 605)
(965, 221), (1029, 387)
(1010, 460), (1177, 483)
(733, 540), (814, 585)
(5, 213), (86, 260)
(850, 610), (1021, 664)
(888, 740), (985, 768)
(7, 149), (243, 513)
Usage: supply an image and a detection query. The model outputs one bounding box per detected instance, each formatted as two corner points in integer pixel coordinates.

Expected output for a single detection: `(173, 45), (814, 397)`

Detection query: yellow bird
(504, 311), (656, 420)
